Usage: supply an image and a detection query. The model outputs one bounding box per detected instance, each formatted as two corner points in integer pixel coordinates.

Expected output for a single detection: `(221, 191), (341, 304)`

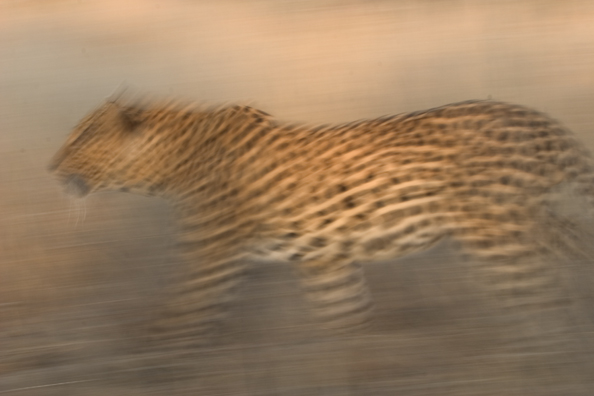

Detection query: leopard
(49, 96), (594, 354)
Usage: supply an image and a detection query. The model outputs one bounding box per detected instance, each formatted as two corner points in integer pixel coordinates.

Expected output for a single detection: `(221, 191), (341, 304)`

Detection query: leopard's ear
(105, 84), (144, 131)
(118, 105), (144, 131)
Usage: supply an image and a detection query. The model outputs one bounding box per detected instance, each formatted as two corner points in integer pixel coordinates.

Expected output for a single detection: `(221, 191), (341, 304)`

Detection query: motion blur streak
(2, 1), (594, 395)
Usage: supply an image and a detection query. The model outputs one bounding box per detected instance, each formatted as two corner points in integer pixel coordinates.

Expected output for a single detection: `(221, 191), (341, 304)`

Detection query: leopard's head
(48, 100), (169, 198)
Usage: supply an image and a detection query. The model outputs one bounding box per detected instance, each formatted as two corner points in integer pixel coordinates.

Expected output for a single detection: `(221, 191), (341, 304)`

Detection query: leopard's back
(235, 101), (590, 263)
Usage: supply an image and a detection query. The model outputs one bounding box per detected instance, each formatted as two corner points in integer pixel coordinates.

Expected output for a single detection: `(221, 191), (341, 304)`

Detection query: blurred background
(2, 1), (594, 394)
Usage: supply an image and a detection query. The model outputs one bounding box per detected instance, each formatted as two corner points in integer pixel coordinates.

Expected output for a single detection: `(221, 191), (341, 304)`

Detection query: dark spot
(354, 221), (372, 231)
(523, 162), (535, 173)
(465, 188), (478, 196)
(277, 142), (289, 151)
(525, 120), (539, 128)
(558, 140), (569, 151)
(310, 237), (327, 247)
(343, 197), (356, 209)
(270, 243), (286, 252)
(476, 239), (494, 249)
(341, 240), (354, 250)
(391, 177), (400, 184)
(336, 225), (348, 233)
(383, 208), (402, 222)
(312, 124), (329, 133)
(494, 194), (506, 205)
(375, 200), (385, 208)
(470, 179), (489, 188)
(418, 219), (431, 228)
(403, 225), (416, 234)
(289, 253), (304, 261)
(284, 232), (299, 239)
(481, 212), (492, 220)
(319, 218), (335, 228)
(519, 145), (534, 156)
(364, 237), (385, 253)
(338, 184), (348, 192)
(497, 131), (509, 141)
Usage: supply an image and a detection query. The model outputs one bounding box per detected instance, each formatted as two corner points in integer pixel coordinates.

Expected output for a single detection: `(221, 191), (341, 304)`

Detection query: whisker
(69, 197), (87, 228)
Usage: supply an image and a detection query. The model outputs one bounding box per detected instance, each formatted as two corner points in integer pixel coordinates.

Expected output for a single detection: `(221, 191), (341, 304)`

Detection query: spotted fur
(49, 97), (594, 350)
